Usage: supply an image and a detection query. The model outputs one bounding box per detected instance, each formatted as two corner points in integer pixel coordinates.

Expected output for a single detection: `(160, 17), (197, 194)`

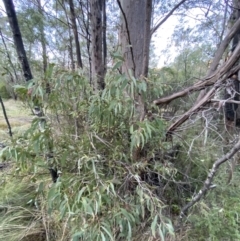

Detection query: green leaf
(100, 232), (106, 241)
(158, 224), (165, 241)
(36, 182), (44, 193)
(101, 225), (114, 241)
(151, 215), (158, 237)
(166, 223), (175, 235)
(77, 187), (87, 203)
(72, 231), (83, 241)
(112, 52), (124, 61)
(130, 125), (134, 134)
(127, 221), (132, 241)
(112, 61), (122, 71)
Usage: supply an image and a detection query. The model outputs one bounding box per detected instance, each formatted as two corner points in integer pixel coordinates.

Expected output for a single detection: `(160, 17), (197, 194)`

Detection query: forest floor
(0, 99), (32, 139)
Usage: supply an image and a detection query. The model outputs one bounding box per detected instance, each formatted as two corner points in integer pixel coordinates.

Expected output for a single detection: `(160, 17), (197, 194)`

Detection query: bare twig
(150, 0), (188, 36)
(180, 137), (240, 218)
(0, 96), (12, 137)
(211, 98), (240, 104)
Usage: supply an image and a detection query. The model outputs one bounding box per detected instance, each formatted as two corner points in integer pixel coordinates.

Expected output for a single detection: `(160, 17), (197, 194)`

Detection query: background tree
(3, 0), (32, 81)
(68, 0), (83, 69)
(90, 0), (106, 90)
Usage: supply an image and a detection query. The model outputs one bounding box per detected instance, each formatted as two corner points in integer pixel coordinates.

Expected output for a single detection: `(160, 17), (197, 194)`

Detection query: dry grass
(0, 99), (32, 139)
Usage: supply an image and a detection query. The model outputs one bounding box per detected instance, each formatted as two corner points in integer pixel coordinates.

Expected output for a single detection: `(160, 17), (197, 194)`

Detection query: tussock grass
(0, 177), (45, 241)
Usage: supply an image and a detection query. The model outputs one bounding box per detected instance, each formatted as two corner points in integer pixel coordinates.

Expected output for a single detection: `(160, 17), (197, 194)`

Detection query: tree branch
(180, 137), (240, 218)
(150, 0), (188, 36)
(207, 17), (240, 75)
(195, 16), (240, 103)
(211, 98), (240, 104)
(154, 38), (240, 106)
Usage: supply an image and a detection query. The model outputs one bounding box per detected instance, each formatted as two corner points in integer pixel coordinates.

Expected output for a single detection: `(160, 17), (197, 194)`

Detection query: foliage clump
(1, 68), (179, 240)
(0, 80), (11, 99)
(2, 64), (240, 241)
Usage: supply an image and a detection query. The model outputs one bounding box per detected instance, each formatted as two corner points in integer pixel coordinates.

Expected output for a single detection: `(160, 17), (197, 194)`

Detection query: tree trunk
(119, 0), (152, 79)
(118, 0), (152, 161)
(79, 0), (92, 83)
(90, 0), (106, 90)
(68, 0), (83, 69)
(225, 0), (240, 130)
(3, 0), (33, 81)
(119, 0), (152, 122)
(37, 0), (48, 74)
(102, 0), (107, 79)
(58, 0), (75, 70)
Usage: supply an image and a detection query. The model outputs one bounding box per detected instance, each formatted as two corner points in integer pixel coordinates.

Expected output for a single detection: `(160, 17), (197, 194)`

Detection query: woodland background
(1, 0), (240, 240)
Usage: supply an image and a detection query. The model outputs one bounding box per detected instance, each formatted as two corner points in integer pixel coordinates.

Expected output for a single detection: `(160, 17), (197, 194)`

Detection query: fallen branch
(180, 137), (240, 218)
(211, 99), (240, 104)
(155, 42), (240, 136)
(166, 84), (218, 137)
(154, 40), (240, 106)
(154, 17), (240, 106)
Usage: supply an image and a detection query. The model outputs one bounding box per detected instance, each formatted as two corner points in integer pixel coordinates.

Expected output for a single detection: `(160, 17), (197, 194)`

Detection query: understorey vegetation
(0, 64), (239, 241)
(1, 0), (240, 240)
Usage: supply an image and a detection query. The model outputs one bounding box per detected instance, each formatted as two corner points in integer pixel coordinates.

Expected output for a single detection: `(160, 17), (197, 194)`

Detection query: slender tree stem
(0, 96), (12, 137)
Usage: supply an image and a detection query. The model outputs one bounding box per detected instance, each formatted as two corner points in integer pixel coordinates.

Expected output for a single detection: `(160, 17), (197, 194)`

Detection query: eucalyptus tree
(68, 0), (83, 69)
(36, 0), (48, 74)
(90, 0), (107, 90)
(3, 0), (33, 81)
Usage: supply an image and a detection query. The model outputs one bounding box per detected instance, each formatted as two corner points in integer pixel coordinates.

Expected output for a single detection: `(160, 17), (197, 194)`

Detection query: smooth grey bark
(68, 0), (83, 68)
(102, 0), (107, 78)
(118, 0), (152, 161)
(3, 0), (33, 81)
(118, 0), (152, 124)
(119, 0), (152, 79)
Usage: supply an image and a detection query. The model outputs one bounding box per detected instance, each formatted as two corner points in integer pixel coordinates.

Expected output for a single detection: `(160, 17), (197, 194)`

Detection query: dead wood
(154, 40), (240, 136)
(180, 137), (240, 218)
(154, 40), (240, 106)
(154, 17), (240, 106)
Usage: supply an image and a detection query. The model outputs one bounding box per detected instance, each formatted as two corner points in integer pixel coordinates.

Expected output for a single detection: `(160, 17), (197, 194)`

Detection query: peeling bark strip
(3, 0), (33, 81)
(180, 138), (240, 218)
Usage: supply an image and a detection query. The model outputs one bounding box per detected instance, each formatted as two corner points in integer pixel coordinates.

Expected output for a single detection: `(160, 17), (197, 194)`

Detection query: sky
(153, 18), (177, 67)
(153, 7), (206, 68)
